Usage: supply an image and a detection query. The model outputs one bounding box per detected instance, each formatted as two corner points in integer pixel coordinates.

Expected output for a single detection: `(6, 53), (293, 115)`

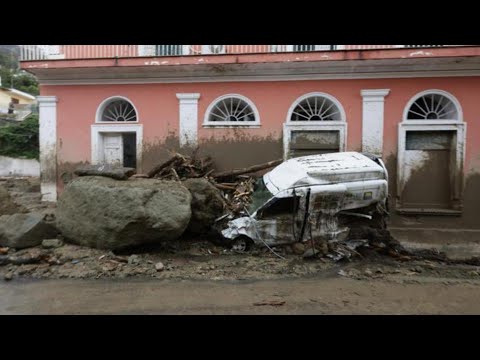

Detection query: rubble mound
(0, 185), (23, 215)
(183, 178), (226, 234)
(56, 176), (192, 250)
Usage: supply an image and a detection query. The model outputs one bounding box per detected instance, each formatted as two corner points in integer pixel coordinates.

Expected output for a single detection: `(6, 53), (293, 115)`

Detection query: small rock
(375, 268), (384, 274)
(47, 256), (61, 265)
(155, 262), (165, 272)
(292, 243), (305, 255)
(303, 247), (319, 259)
(0, 247), (9, 255)
(209, 264), (215, 270)
(317, 241), (329, 255)
(128, 255), (140, 265)
(338, 269), (348, 277)
(364, 269), (373, 276)
(102, 262), (117, 272)
(4, 273), (13, 281)
(412, 266), (423, 273)
(42, 239), (64, 249)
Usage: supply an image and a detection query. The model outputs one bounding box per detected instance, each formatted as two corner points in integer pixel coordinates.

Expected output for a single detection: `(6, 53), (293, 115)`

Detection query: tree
(0, 46), (39, 96)
(0, 114), (39, 159)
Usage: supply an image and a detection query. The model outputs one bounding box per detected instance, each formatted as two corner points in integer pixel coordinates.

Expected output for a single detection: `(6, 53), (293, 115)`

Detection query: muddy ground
(2, 177), (480, 288)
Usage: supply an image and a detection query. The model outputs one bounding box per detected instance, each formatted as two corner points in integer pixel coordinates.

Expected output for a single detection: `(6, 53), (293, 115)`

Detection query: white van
(221, 152), (389, 251)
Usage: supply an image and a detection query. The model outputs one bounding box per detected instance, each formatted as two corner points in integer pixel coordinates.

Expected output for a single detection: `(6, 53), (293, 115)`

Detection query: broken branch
(213, 159), (283, 179)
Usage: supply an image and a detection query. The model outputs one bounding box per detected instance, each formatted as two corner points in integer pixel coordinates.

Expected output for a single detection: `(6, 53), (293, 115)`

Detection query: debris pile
(147, 152), (215, 180)
(147, 151), (282, 216)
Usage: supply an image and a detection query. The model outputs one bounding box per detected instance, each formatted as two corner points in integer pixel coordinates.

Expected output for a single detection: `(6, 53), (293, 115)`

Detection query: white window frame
(283, 92), (347, 159)
(397, 89), (466, 214)
(203, 94), (261, 128)
(95, 96), (139, 124)
(402, 89), (463, 123)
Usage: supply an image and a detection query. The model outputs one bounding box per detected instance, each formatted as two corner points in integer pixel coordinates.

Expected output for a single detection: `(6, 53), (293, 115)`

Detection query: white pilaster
(176, 93), (200, 147)
(361, 89), (390, 157)
(37, 96), (58, 202)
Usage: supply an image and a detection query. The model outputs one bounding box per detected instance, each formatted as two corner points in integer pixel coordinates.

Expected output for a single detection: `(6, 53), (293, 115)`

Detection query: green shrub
(0, 114), (39, 159)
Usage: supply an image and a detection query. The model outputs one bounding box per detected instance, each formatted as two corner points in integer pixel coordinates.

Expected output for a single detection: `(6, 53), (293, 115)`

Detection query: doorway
(401, 131), (454, 210)
(101, 132), (137, 169)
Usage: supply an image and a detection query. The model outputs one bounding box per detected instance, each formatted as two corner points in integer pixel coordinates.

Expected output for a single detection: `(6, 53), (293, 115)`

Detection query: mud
(2, 240), (480, 287)
(198, 133), (282, 171)
(385, 154), (480, 229)
(142, 134), (180, 174)
(0, 177), (52, 214)
(57, 161), (89, 193)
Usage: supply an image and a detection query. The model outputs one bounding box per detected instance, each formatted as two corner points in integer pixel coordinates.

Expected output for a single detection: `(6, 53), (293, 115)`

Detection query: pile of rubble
(146, 151), (281, 215)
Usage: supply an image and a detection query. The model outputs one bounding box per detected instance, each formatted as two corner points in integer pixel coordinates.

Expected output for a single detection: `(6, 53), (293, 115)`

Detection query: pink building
(20, 45), (480, 245)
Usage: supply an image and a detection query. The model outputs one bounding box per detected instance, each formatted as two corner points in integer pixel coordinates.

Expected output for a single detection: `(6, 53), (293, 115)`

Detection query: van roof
(263, 152), (385, 194)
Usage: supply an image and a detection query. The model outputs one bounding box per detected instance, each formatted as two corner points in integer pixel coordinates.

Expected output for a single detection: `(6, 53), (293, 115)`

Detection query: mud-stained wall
(41, 77), (480, 229)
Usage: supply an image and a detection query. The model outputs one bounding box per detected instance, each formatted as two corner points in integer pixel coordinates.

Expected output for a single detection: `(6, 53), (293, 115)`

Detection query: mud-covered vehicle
(220, 152), (389, 251)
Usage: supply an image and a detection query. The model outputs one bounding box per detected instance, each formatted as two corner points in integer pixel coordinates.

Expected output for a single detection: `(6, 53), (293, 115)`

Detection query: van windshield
(248, 178), (273, 214)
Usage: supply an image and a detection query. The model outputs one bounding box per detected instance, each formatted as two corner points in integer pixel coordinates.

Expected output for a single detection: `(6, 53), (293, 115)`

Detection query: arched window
(97, 97), (138, 123)
(288, 92), (345, 122)
(404, 90), (462, 121)
(204, 94), (260, 126)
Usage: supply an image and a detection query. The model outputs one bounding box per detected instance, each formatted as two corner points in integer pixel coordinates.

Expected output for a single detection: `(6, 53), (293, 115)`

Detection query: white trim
(203, 93), (261, 127)
(176, 93), (200, 147)
(403, 89), (463, 122)
(286, 92), (346, 123)
(361, 89), (390, 156)
(91, 124), (143, 173)
(38, 69), (480, 86)
(37, 96), (57, 202)
(95, 95), (139, 123)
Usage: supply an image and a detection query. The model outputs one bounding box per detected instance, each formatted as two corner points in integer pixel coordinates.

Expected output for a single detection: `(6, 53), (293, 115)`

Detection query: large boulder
(74, 164), (136, 180)
(0, 186), (23, 215)
(0, 213), (58, 249)
(56, 176), (192, 250)
(183, 178), (226, 234)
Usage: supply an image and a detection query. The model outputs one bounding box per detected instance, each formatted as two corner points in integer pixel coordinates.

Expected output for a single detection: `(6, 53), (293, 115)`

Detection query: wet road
(1, 276), (480, 314)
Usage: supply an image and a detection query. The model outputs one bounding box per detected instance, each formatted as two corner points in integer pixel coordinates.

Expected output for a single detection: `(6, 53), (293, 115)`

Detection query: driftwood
(147, 154), (183, 178)
(212, 159), (283, 179)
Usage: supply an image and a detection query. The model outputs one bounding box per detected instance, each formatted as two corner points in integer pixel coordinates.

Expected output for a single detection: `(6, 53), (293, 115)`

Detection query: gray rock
(0, 213), (58, 249)
(128, 255), (140, 265)
(74, 164), (136, 180)
(155, 262), (164, 272)
(182, 179), (226, 234)
(303, 247), (319, 259)
(42, 239), (64, 249)
(56, 177), (192, 250)
(4, 273), (13, 281)
(292, 243), (305, 255)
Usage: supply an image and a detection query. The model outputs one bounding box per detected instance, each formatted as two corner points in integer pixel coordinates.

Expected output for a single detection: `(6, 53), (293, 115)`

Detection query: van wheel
(231, 236), (251, 252)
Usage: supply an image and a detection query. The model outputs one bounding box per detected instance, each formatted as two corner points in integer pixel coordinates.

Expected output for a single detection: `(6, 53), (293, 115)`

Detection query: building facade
(19, 45), (480, 242)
